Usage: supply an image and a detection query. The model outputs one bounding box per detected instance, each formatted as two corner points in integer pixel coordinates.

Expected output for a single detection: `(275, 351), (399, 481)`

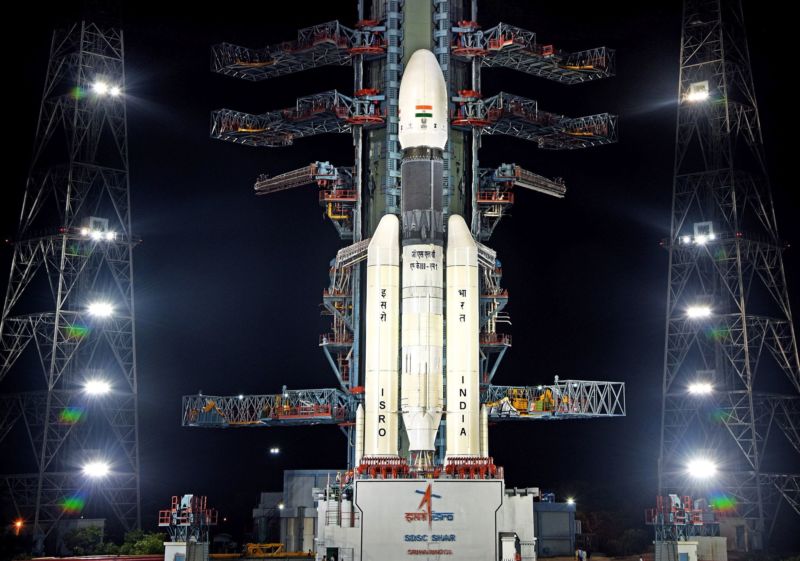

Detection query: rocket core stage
(360, 49), (482, 469)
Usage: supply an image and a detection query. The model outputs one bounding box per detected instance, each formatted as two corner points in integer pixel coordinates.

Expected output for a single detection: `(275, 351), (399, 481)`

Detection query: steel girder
(254, 162), (357, 240)
(453, 92), (618, 149)
(211, 90), (385, 147)
(658, 0), (799, 547)
(211, 21), (389, 81)
(181, 380), (625, 428)
(0, 21), (140, 546)
(451, 22), (615, 84)
(473, 163), (566, 241)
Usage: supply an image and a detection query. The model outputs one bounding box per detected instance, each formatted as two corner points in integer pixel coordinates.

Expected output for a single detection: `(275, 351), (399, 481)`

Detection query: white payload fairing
(361, 49), (482, 468)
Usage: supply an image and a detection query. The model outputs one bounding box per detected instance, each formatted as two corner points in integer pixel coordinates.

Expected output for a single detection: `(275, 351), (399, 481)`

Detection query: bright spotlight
(104, 231), (116, 241)
(686, 90), (709, 102)
(686, 81), (710, 103)
(688, 382), (713, 395)
(109, 86), (122, 97)
(90, 230), (104, 241)
(92, 81), (110, 95)
(681, 235), (692, 244)
(686, 305), (712, 319)
(80, 227), (90, 236)
(566, 497), (575, 505)
(270, 447), (280, 455)
(277, 502), (285, 510)
(238, 394), (244, 400)
(82, 460), (110, 478)
(687, 458), (717, 479)
(87, 301), (114, 318)
(695, 234), (708, 245)
(84, 379), (111, 395)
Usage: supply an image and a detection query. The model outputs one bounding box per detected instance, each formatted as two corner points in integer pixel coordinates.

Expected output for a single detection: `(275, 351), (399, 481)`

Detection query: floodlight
(82, 460), (110, 478)
(686, 306), (712, 319)
(92, 81), (109, 95)
(85, 379), (111, 395)
(87, 301), (114, 318)
(688, 382), (713, 395)
(686, 81), (710, 103)
(687, 458), (717, 479)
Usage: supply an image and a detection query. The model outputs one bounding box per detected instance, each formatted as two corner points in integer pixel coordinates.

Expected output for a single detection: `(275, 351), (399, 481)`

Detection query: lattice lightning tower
(0, 21), (140, 552)
(657, 0), (800, 549)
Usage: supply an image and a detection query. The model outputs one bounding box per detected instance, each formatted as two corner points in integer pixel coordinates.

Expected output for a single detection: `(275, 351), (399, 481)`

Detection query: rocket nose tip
(405, 49), (440, 73)
(408, 49), (437, 63)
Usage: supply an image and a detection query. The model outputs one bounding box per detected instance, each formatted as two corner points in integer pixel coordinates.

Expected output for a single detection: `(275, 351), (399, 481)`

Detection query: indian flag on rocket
(415, 104), (432, 118)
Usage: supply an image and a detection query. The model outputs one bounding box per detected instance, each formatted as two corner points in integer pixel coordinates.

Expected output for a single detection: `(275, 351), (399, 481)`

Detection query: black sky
(2, 0), (798, 551)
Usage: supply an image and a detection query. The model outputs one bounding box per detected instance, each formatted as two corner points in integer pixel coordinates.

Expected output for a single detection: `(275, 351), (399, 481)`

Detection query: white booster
(354, 404), (365, 467)
(445, 214), (480, 458)
(363, 214), (400, 457)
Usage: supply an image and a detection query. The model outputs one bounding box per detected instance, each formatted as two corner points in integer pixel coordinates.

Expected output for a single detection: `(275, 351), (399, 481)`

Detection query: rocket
(361, 49), (481, 469)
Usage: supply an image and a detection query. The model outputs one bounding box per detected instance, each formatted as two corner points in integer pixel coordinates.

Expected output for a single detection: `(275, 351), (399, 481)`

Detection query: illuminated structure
(187, 0), (624, 446)
(657, 0), (800, 549)
(0, 21), (140, 551)
(190, 2), (625, 558)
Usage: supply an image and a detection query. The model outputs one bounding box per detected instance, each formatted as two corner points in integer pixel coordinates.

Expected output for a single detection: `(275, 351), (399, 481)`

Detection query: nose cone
(398, 49), (448, 150)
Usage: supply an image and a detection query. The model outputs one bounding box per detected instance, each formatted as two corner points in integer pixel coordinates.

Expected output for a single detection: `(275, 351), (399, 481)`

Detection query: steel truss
(452, 92), (617, 149)
(182, 379), (625, 428)
(474, 163), (566, 241)
(451, 22), (614, 84)
(211, 21), (386, 81)
(658, 0), (799, 548)
(206, 3), (622, 467)
(3, 472), (138, 540)
(211, 90), (384, 147)
(255, 162), (357, 239)
(0, 21), (140, 550)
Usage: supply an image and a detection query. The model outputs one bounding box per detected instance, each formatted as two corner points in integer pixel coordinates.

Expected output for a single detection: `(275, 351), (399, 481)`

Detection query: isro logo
(404, 484), (454, 527)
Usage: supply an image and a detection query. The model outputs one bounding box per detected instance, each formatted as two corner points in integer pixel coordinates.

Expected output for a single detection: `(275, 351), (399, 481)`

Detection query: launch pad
(316, 479), (536, 561)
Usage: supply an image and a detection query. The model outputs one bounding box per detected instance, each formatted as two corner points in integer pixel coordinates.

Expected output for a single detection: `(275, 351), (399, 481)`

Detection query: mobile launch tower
(183, 2), (624, 559)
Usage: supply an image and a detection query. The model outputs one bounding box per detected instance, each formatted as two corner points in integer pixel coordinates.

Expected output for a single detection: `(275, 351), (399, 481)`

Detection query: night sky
(3, 0), (798, 551)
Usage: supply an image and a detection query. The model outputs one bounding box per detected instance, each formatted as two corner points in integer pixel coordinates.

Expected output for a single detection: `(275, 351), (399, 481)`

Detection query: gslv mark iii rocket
(359, 49), (483, 470)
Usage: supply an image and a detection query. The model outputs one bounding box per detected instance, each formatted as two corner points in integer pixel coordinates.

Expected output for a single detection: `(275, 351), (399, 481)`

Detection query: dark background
(2, 0), (798, 552)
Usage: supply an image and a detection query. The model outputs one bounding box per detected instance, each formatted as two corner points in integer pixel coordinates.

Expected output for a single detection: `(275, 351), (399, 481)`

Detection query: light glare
(87, 302), (114, 318)
(689, 382), (713, 395)
(687, 306), (712, 319)
(92, 81), (109, 95)
(85, 379), (111, 395)
(82, 461), (110, 478)
(686, 90), (710, 102)
(109, 86), (122, 97)
(687, 458), (717, 479)
(566, 497), (575, 505)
